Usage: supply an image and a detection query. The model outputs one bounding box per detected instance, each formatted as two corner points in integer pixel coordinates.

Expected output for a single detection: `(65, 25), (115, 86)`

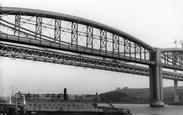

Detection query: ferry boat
(0, 89), (132, 115)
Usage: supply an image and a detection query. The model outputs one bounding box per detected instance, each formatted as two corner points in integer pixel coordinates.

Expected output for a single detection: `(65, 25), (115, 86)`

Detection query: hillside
(99, 86), (183, 104)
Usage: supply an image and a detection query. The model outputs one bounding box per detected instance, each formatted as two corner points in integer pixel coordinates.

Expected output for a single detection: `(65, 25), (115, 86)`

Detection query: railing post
(149, 48), (164, 107)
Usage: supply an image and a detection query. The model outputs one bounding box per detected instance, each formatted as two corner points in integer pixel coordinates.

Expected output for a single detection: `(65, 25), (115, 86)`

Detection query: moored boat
(0, 89), (132, 115)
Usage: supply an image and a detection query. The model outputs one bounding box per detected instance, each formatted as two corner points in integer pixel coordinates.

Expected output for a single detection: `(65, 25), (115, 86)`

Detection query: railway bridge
(0, 7), (183, 107)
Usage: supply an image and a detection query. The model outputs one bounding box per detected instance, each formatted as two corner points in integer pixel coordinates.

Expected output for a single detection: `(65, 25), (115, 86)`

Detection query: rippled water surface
(99, 103), (183, 115)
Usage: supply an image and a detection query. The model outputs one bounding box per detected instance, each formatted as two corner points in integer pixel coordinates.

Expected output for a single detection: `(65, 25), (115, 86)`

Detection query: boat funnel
(64, 88), (67, 100)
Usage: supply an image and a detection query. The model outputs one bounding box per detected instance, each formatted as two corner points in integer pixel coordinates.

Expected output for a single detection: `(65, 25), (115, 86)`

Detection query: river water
(98, 104), (183, 115)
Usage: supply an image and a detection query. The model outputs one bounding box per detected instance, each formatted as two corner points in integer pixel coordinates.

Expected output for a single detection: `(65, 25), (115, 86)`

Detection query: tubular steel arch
(0, 7), (154, 65)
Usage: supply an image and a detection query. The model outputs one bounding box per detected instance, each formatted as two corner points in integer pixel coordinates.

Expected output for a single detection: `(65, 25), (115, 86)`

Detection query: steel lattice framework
(0, 7), (154, 65)
(0, 7), (183, 80)
(0, 42), (183, 81)
(161, 48), (183, 70)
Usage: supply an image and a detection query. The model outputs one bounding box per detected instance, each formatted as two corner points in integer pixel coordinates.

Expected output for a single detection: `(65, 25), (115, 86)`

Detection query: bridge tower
(149, 48), (164, 107)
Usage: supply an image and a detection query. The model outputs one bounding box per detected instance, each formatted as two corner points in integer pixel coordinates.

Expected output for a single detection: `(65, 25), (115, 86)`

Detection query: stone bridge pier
(149, 48), (164, 107)
(174, 80), (179, 103)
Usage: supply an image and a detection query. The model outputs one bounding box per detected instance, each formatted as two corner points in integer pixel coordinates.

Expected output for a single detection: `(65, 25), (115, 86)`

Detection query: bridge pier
(174, 80), (179, 103)
(149, 48), (164, 107)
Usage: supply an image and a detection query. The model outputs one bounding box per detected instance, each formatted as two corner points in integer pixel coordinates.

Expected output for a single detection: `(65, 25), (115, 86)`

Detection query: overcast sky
(0, 0), (183, 96)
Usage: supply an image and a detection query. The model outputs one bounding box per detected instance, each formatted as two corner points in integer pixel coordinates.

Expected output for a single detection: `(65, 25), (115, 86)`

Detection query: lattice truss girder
(161, 51), (183, 68)
(162, 71), (183, 81)
(0, 43), (148, 75)
(0, 43), (183, 81)
(0, 10), (152, 64)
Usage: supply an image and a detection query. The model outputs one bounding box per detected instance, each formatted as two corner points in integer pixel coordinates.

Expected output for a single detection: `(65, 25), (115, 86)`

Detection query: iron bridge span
(1, 7), (183, 107)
